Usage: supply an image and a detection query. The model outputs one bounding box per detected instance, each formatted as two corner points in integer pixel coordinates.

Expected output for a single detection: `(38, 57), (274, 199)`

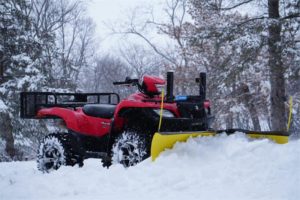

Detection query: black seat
(82, 104), (116, 119)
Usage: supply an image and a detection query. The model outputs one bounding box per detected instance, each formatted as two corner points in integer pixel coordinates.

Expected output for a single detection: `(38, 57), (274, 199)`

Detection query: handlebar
(113, 78), (139, 86)
(113, 77), (147, 95)
(113, 81), (128, 85)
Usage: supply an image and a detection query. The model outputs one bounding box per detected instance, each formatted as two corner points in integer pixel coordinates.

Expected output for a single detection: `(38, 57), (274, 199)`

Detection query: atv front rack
(20, 92), (120, 118)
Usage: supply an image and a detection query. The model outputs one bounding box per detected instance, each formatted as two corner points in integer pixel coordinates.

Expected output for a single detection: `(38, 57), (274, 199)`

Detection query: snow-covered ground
(0, 133), (299, 200)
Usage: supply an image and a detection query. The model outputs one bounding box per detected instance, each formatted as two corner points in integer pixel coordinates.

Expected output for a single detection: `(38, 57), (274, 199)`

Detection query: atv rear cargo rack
(20, 92), (120, 118)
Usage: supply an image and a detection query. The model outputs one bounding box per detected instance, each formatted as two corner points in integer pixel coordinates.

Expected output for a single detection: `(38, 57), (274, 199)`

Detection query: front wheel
(111, 132), (148, 167)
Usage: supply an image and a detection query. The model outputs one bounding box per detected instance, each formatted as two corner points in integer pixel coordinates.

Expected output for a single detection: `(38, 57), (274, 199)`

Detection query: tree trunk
(268, 0), (286, 131)
(240, 84), (261, 130)
(0, 112), (15, 158)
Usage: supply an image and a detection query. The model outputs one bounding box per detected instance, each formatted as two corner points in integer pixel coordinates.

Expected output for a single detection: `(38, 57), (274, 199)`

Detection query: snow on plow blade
(151, 129), (289, 161)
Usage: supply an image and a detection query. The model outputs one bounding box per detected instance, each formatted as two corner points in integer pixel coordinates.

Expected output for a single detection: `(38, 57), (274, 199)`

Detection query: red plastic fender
(37, 107), (112, 137)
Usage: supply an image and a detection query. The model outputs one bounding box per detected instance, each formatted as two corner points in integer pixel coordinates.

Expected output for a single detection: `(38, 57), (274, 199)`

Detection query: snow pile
(0, 134), (299, 200)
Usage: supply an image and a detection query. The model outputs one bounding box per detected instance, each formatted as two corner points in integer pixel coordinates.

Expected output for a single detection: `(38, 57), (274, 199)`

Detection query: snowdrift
(0, 133), (299, 200)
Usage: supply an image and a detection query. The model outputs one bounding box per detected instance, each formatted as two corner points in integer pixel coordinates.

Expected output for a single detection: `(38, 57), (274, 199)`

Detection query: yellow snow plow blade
(151, 131), (216, 161)
(151, 130), (289, 161)
(246, 133), (289, 144)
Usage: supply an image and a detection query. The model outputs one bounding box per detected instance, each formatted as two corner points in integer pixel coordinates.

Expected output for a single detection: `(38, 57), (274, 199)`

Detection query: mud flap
(151, 129), (289, 161)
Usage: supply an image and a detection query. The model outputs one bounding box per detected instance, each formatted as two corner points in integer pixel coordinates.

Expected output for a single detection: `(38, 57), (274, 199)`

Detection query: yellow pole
(287, 96), (293, 132)
(158, 89), (164, 132)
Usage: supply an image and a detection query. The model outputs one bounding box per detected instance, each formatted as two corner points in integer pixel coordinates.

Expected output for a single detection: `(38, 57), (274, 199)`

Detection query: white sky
(87, 0), (167, 53)
(86, 0), (262, 54)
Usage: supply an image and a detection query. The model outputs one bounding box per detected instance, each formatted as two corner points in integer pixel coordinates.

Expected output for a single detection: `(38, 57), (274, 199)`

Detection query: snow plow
(151, 130), (289, 161)
(150, 72), (291, 161)
(20, 71), (290, 172)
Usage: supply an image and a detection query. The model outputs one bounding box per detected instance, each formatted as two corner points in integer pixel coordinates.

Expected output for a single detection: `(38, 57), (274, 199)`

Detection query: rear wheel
(37, 133), (83, 172)
(111, 131), (148, 167)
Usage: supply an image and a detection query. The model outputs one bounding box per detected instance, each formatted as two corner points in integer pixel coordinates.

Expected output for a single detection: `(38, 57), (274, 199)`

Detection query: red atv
(20, 72), (212, 172)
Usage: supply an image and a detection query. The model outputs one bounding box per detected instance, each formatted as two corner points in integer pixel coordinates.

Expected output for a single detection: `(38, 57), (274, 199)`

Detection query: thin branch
(234, 16), (267, 27)
(125, 30), (177, 65)
(281, 13), (300, 20)
(221, 0), (255, 11)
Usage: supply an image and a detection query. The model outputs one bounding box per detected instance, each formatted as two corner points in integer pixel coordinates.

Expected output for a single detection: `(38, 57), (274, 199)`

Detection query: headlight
(153, 109), (174, 118)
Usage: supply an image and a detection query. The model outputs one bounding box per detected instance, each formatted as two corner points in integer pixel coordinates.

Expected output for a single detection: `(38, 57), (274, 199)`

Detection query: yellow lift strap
(287, 96), (293, 132)
(157, 88), (164, 132)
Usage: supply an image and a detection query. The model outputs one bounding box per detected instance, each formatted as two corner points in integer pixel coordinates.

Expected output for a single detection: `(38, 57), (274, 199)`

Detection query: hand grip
(113, 81), (128, 85)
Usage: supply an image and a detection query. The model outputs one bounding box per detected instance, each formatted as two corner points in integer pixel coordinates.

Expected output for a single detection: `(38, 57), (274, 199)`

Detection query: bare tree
(29, 0), (81, 79)
(119, 43), (164, 78)
(110, 0), (204, 94)
(29, 0), (96, 90)
(80, 55), (134, 99)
